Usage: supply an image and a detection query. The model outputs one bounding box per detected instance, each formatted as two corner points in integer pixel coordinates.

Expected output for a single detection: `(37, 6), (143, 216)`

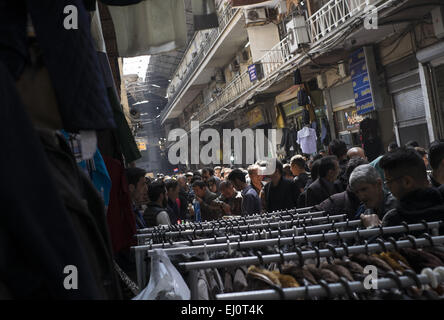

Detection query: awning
(275, 84), (304, 105)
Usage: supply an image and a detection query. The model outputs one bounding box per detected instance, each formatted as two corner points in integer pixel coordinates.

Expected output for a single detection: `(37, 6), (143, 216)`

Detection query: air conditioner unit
(244, 8), (267, 27)
(286, 16), (310, 53)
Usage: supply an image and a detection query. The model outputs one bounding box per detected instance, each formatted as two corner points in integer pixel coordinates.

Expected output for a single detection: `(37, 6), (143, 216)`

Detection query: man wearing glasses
(379, 147), (444, 227)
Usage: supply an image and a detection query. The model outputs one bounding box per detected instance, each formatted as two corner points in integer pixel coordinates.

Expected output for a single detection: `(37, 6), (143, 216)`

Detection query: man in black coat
(312, 158), (368, 219)
(263, 160), (299, 212)
(304, 156), (343, 207)
(379, 147), (444, 227)
(329, 139), (349, 190)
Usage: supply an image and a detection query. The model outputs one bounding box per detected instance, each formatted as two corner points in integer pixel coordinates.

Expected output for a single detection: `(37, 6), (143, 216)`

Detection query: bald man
(347, 147), (367, 160)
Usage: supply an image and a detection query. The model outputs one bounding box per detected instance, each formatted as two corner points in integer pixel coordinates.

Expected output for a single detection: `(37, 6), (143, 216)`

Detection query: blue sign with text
(248, 64), (258, 82)
(350, 48), (375, 115)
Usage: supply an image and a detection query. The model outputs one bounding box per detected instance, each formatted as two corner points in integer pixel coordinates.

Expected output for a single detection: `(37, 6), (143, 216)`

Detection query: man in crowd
(248, 164), (264, 197)
(311, 158), (367, 219)
(214, 166), (222, 179)
(215, 180), (243, 216)
(192, 180), (223, 221)
(347, 147), (367, 161)
(207, 176), (220, 196)
(165, 179), (181, 223)
(283, 164), (294, 180)
(177, 175), (192, 220)
(348, 164), (397, 226)
(329, 139), (349, 190)
(429, 140), (444, 188)
(126, 167), (148, 230)
(388, 142), (399, 153)
(227, 168), (262, 215)
(262, 160), (299, 212)
(202, 167), (221, 193)
(304, 156), (342, 207)
(143, 181), (171, 227)
(185, 172), (193, 185)
(380, 147), (444, 226)
(290, 155), (311, 194)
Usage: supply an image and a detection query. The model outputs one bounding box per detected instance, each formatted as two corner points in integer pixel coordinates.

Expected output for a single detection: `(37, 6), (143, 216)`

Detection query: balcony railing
(307, 0), (383, 43)
(192, 36), (295, 125)
(185, 0), (392, 128)
(161, 4), (240, 120)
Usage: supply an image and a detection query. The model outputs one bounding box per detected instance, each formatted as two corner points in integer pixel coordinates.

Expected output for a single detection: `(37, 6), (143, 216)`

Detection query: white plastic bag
(133, 249), (190, 300)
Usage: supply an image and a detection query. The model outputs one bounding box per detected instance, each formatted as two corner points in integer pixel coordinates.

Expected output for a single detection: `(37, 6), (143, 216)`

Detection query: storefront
(386, 54), (430, 148)
(329, 81), (362, 149)
(275, 84), (328, 157)
(417, 41), (444, 142)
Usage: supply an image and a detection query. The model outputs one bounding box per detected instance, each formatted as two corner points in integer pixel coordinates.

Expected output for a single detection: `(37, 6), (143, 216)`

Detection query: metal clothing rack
(133, 216), (349, 288)
(137, 210), (325, 236)
(139, 219), (363, 250)
(136, 214), (346, 245)
(145, 222), (442, 257)
(137, 206), (315, 234)
(216, 272), (444, 300)
(177, 235), (444, 271)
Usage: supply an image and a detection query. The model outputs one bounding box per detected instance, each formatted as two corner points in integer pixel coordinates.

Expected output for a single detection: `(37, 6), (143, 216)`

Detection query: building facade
(161, 0), (444, 167)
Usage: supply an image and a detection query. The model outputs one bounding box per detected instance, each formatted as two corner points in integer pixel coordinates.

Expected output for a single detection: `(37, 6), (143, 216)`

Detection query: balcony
(161, 4), (241, 122)
(184, 0), (394, 129)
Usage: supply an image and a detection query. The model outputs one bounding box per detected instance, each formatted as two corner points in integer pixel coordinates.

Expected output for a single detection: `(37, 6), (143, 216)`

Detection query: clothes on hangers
(0, 60), (117, 299)
(297, 126), (317, 155)
(0, 0), (115, 131)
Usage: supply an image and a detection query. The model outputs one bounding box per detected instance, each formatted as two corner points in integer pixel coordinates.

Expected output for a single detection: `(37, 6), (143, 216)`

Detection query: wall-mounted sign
(345, 109), (364, 130)
(350, 48), (375, 115)
(136, 142), (147, 151)
(248, 107), (265, 127)
(248, 63), (263, 82)
(248, 64), (258, 82)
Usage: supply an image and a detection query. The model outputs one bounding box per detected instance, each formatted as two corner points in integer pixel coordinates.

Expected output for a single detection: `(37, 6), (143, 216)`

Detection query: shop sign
(350, 48), (375, 115)
(282, 99), (303, 117)
(248, 107), (265, 127)
(136, 138), (147, 151)
(136, 142), (147, 151)
(344, 109), (364, 130)
(248, 64), (258, 82)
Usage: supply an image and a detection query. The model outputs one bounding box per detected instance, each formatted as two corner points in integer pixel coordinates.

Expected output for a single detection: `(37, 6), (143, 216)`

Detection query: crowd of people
(127, 138), (444, 231)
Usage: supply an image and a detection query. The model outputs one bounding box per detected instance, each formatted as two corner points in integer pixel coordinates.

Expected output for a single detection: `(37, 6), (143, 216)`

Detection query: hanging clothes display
(132, 206), (444, 300)
(105, 0), (188, 57)
(103, 155), (137, 255)
(0, 0), (116, 131)
(321, 118), (331, 147)
(37, 129), (122, 299)
(0, 61), (116, 299)
(297, 126), (317, 155)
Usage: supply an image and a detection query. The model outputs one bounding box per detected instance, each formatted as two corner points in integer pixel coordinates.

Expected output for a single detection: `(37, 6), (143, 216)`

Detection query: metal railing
(307, 0), (383, 42)
(179, 0), (391, 128)
(161, 4), (240, 120)
(192, 35), (294, 124)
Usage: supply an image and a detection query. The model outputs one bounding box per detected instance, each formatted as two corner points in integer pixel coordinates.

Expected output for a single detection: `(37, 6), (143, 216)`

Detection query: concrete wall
(247, 23), (281, 63)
